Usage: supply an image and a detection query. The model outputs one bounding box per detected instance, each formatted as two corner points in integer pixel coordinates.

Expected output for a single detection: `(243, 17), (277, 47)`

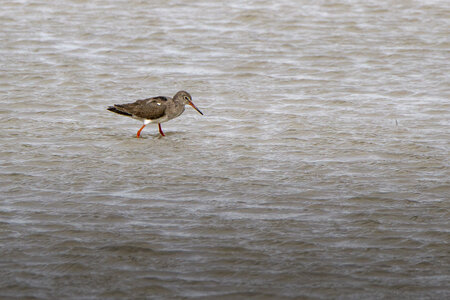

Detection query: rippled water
(1, 0), (449, 299)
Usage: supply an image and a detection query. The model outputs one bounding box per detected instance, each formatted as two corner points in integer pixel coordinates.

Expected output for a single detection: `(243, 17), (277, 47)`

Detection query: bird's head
(175, 91), (204, 115)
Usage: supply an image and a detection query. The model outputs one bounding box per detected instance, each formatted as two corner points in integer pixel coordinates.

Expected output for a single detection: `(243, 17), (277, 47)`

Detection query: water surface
(1, 0), (449, 299)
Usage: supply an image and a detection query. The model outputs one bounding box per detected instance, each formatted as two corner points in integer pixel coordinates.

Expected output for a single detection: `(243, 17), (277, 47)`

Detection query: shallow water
(1, 0), (449, 299)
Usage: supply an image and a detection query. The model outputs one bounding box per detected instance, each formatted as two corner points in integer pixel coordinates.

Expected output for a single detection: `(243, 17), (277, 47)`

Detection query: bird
(107, 91), (203, 138)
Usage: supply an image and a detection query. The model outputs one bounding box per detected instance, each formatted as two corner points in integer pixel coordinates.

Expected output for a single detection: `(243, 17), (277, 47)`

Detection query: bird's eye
(184, 96), (190, 101)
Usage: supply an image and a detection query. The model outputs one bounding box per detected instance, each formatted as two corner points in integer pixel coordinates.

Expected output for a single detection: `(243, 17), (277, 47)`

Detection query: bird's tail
(107, 106), (132, 117)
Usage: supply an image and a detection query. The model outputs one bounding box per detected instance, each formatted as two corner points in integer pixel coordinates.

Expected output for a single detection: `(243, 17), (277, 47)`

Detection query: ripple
(1, 0), (449, 299)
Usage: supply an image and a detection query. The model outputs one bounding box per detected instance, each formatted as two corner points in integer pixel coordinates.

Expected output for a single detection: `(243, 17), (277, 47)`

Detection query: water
(1, 0), (449, 298)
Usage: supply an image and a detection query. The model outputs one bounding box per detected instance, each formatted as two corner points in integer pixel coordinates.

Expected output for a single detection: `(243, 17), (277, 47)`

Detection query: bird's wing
(116, 97), (168, 120)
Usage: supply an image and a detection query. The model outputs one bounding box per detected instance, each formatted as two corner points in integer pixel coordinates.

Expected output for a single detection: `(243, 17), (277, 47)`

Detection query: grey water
(1, 0), (449, 299)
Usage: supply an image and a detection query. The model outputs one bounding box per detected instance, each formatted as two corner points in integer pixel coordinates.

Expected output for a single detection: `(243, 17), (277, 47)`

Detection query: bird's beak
(188, 100), (204, 115)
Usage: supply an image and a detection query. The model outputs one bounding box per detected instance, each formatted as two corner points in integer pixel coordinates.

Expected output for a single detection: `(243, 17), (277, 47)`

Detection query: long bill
(188, 100), (204, 115)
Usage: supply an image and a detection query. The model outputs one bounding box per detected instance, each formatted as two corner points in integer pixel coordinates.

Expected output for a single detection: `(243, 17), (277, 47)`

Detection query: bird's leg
(158, 123), (165, 136)
(136, 124), (146, 138)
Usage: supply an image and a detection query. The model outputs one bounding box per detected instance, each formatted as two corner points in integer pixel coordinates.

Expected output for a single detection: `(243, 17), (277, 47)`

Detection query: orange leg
(136, 124), (146, 138)
(158, 123), (165, 136)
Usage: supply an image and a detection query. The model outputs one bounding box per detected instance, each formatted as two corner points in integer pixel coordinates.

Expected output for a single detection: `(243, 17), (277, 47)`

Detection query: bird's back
(109, 96), (169, 120)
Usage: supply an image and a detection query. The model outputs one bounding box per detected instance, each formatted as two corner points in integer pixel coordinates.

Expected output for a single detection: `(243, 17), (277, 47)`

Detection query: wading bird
(107, 91), (203, 138)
